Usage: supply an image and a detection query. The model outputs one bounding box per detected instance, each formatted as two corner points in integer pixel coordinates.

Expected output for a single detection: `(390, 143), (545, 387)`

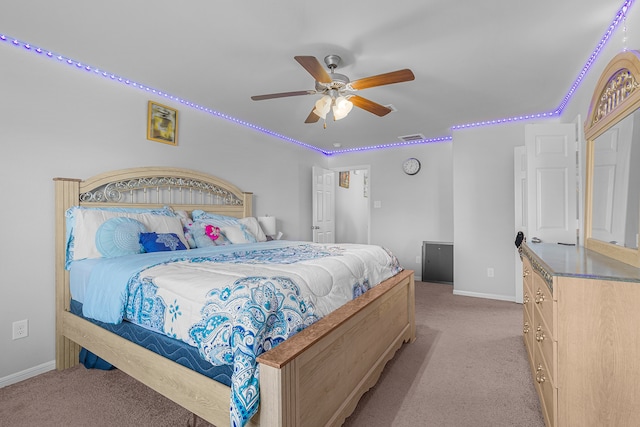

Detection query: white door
(312, 166), (335, 243)
(525, 123), (578, 245)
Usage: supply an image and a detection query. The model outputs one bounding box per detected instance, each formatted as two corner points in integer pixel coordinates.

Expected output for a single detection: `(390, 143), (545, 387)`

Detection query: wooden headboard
(53, 166), (253, 368)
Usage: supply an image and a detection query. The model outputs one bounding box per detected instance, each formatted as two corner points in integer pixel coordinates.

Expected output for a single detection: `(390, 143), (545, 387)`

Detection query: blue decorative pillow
(139, 232), (188, 252)
(95, 217), (147, 258)
(64, 205), (179, 268)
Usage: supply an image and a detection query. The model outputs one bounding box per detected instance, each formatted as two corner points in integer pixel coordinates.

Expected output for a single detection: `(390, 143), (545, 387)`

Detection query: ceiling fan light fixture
(332, 96), (353, 121)
(313, 95), (331, 119)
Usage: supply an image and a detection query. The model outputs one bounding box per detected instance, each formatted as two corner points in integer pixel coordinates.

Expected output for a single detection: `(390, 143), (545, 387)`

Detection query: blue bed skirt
(70, 299), (233, 387)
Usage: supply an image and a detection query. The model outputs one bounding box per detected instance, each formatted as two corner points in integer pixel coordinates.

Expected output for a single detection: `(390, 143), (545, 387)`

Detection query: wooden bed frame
(54, 166), (416, 427)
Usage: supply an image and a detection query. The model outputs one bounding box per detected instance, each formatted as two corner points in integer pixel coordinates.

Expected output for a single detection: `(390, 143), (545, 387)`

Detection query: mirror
(591, 110), (640, 249)
(585, 50), (640, 267)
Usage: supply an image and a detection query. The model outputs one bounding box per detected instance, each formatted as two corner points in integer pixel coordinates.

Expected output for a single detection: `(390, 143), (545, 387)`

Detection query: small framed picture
(147, 101), (178, 145)
(339, 171), (350, 188)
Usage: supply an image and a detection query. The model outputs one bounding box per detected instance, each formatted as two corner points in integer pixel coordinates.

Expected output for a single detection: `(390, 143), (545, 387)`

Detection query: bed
(54, 166), (416, 427)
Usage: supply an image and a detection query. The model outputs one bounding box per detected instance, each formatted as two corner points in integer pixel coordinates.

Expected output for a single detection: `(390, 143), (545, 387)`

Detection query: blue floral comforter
(79, 240), (402, 427)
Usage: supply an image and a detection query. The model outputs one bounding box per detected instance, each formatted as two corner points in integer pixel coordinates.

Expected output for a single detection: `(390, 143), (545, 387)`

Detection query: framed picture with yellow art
(147, 101), (178, 145)
(339, 171), (350, 188)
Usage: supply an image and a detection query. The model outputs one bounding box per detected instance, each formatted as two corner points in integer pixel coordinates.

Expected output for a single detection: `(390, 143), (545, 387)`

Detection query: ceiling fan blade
(350, 69), (415, 90)
(304, 108), (320, 123)
(294, 56), (332, 84)
(251, 90), (315, 101)
(349, 95), (393, 117)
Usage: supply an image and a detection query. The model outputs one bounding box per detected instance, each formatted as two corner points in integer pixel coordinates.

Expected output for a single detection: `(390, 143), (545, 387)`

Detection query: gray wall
(452, 123), (542, 299)
(328, 143), (455, 275)
(0, 44), (323, 380)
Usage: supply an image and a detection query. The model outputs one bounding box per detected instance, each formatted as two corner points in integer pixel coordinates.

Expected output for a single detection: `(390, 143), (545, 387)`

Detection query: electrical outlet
(12, 319), (28, 340)
(487, 267), (494, 278)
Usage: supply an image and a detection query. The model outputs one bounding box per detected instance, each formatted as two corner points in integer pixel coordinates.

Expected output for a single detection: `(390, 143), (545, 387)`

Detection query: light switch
(374, 201), (382, 208)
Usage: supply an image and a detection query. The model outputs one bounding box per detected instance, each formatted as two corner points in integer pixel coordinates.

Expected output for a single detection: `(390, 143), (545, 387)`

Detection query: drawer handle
(523, 321), (530, 334)
(535, 289), (545, 304)
(523, 267), (530, 277)
(535, 325), (545, 342)
(535, 364), (546, 384)
(523, 292), (530, 304)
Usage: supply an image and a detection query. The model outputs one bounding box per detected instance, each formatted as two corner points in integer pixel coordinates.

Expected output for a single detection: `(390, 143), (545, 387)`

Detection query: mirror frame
(585, 50), (640, 267)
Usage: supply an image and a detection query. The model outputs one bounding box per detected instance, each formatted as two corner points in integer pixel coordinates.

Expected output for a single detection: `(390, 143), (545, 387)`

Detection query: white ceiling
(0, 0), (630, 153)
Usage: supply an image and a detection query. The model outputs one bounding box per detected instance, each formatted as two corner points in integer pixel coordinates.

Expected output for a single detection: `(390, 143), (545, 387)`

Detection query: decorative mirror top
(592, 68), (640, 126)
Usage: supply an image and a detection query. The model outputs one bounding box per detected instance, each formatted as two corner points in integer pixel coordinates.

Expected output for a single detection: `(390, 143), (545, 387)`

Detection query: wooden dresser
(520, 243), (640, 427)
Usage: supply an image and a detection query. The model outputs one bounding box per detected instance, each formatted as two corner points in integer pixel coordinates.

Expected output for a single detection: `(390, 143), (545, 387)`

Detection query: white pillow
(220, 224), (257, 244)
(238, 217), (267, 242)
(72, 209), (188, 261)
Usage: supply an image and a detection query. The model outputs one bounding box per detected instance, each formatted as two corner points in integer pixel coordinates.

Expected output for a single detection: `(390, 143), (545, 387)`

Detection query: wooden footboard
(57, 269), (414, 427)
(257, 268), (415, 427)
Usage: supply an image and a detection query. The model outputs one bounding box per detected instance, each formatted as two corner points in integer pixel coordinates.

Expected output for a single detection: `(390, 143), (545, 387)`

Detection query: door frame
(331, 164), (371, 245)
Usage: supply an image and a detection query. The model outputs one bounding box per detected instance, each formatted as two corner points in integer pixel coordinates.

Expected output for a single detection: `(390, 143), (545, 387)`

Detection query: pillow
(238, 217), (267, 242)
(191, 210), (240, 226)
(190, 211), (267, 242)
(174, 210), (197, 249)
(65, 206), (188, 267)
(95, 217), (147, 258)
(220, 224), (258, 244)
(139, 232), (188, 252)
(185, 220), (231, 247)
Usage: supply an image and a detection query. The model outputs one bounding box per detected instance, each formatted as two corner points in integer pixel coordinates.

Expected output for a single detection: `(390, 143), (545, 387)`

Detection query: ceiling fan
(251, 55), (415, 125)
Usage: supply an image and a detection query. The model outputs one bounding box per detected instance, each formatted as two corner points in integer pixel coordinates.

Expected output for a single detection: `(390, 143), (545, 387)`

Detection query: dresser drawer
(533, 310), (556, 385)
(522, 256), (533, 292)
(523, 305), (533, 364)
(523, 267), (533, 316)
(532, 273), (554, 339)
(534, 342), (556, 427)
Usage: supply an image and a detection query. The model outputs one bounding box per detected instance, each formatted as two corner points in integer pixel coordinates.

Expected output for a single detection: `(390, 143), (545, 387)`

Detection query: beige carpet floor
(0, 281), (544, 427)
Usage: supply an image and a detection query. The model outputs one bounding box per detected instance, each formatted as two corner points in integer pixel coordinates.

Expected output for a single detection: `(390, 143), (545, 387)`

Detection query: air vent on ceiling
(398, 133), (426, 142)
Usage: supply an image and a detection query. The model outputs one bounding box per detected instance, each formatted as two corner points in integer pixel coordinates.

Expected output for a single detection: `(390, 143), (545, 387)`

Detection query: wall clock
(402, 157), (421, 175)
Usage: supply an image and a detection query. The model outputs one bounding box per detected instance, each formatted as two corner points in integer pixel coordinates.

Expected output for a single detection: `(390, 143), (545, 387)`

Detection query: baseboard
(0, 360), (55, 388)
(452, 289), (516, 302)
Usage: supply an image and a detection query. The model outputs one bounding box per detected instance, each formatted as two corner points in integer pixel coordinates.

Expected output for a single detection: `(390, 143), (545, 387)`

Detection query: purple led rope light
(554, 0), (634, 113)
(328, 136), (452, 156)
(0, 0), (635, 156)
(328, 0), (634, 154)
(0, 33), (330, 156)
(449, 0), (634, 135)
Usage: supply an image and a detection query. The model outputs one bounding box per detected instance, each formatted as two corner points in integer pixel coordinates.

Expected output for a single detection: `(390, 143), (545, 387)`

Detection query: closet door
(312, 166), (336, 243)
(525, 123), (578, 245)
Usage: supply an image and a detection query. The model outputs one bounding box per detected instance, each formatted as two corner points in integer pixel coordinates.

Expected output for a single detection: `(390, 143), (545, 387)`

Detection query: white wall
(0, 44), (325, 380)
